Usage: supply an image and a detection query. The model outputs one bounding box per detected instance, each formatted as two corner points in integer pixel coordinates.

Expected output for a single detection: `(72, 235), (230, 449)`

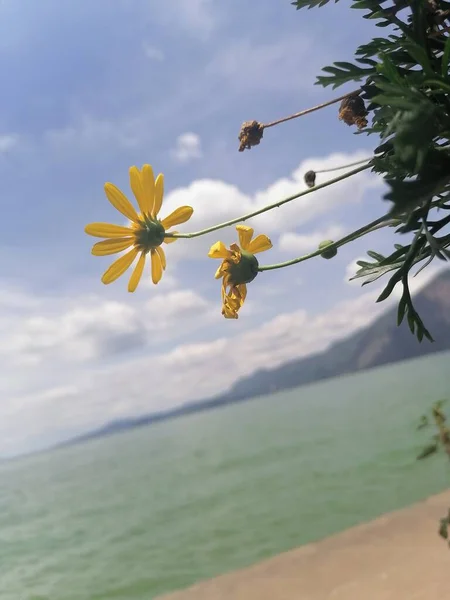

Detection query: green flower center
(134, 217), (166, 250)
(229, 250), (259, 285)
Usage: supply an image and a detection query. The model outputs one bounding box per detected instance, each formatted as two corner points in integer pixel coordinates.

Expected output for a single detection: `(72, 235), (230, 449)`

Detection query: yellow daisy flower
(85, 165), (193, 292)
(208, 225), (272, 319)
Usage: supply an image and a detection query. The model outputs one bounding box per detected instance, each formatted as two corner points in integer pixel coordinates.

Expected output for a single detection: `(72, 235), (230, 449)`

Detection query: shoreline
(158, 489), (450, 600)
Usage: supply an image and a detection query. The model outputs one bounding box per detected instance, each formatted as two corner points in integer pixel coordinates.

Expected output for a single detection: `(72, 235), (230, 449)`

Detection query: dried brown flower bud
(338, 95), (368, 130)
(238, 120), (264, 152)
(304, 170), (316, 188)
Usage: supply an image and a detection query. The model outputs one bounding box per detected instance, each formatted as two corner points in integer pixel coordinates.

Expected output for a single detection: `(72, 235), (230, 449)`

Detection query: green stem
(258, 214), (392, 272)
(167, 163), (371, 240)
(424, 79), (450, 94)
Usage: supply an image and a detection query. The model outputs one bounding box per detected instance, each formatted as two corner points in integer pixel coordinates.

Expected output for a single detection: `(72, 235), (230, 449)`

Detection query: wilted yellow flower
(85, 165), (193, 291)
(208, 225), (272, 319)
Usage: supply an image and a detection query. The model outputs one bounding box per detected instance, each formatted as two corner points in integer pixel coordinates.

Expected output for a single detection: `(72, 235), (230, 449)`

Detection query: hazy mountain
(224, 270), (450, 401)
(58, 270), (450, 448)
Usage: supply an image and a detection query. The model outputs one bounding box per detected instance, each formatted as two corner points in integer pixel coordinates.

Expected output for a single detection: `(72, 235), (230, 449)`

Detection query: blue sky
(0, 0), (444, 456)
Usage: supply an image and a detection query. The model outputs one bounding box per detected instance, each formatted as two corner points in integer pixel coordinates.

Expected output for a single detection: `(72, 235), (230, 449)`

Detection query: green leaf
(292, 0), (339, 8)
(376, 54), (406, 86)
(397, 294), (407, 325)
(441, 36), (450, 78)
(366, 250), (385, 261)
(317, 62), (374, 88)
(376, 270), (402, 302)
(400, 40), (434, 77)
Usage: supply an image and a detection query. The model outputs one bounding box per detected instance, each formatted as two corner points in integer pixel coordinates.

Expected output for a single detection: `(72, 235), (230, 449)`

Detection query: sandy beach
(158, 490), (450, 600)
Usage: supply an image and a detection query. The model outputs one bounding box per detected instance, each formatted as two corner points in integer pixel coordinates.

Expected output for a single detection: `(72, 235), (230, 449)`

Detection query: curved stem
(167, 163), (371, 240)
(258, 215), (391, 272)
(315, 157), (371, 174)
(263, 89), (361, 129)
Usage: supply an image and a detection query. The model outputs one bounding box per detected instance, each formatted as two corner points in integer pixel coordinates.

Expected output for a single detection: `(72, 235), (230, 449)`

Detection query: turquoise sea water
(1, 352), (450, 599)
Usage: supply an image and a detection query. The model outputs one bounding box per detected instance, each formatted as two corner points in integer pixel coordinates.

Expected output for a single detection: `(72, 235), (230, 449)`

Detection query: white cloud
(142, 42), (164, 61)
(1, 260), (446, 456)
(108, 150), (377, 264)
(145, 289), (210, 329)
(171, 132), (202, 163)
(160, 150), (381, 261)
(279, 224), (345, 254)
(0, 149), (420, 456)
(0, 282), (389, 456)
(0, 285), (215, 370)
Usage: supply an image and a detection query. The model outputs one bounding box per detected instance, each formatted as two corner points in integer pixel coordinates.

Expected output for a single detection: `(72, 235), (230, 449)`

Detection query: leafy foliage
(292, 0), (339, 8)
(295, 0), (450, 340)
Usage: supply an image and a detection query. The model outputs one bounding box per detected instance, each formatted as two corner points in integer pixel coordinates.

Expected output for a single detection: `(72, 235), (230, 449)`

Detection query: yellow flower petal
(222, 272), (232, 288)
(155, 245), (166, 270)
(247, 234), (273, 254)
(128, 252), (146, 292)
(228, 244), (242, 264)
(85, 222), (134, 238)
(222, 300), (239, 319)
(104, 183), (139, 223)
(129, 166), (151, 216)
(236, 225), (254, 251)
(92, 238), (134, 256)
(151, 248), (163, 284)
(101, 247), (139, 285)
(161, 206), (194, 230)
(152, 173), (164, 217)
(215, 264), (225, 279)
(236, 283), (247, 302)
(208, 241), (231, 259)
(164, 231), (178, 244)
(141, 164), (155, 215)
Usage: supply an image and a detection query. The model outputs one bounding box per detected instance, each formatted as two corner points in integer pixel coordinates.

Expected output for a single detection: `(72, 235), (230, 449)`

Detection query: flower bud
(304, 170), (316, 188)
(319, 240), (337, 260)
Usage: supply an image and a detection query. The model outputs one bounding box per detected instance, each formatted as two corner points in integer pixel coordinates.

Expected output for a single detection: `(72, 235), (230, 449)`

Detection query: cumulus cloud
(171, 132), (203, 163)
(2, 260), (446, 455)
(0, 277), (216, 381)
(0, 151), (396, 456)
(161, 150), (381, 261)
(0, 285), (388, 456)
(279, 224), (345, 254)
(108, 150), (377, 264)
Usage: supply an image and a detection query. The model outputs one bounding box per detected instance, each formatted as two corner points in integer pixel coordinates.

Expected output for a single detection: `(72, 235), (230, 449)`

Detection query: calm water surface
(1, 353), (450, 599)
